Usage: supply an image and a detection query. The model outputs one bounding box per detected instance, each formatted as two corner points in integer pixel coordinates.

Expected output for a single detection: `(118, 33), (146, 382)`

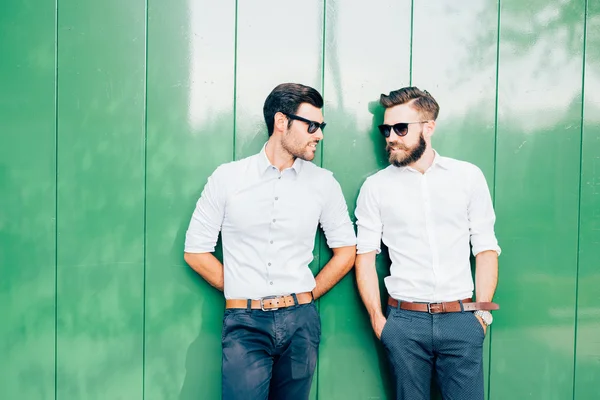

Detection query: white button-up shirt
(355, 151), (500, 303)
(185, 145), (356, 300)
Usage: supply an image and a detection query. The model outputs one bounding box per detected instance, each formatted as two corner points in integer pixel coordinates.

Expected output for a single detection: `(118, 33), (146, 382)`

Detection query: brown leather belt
(388, 297), (499, 313)
(226, 292), (314, 311)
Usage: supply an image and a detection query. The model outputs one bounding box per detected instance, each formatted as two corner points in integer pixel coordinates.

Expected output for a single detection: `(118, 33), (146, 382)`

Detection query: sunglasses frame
(283, 113), (326, 134)
(378, 121), (430, 138)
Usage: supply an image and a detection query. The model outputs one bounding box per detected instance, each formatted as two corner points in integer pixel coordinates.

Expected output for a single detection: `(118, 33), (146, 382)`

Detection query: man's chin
(389, 155), (408, 167)
(303, 153), (315, 161)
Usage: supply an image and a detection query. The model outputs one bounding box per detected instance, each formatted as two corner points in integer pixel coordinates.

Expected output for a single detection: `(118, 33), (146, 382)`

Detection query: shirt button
(269, 281), (274, 285)
(278, 177), (281, 180)
(272, 219), (276, 223)
(270, 240), (273, 244)
(268, 262), (271, 266)
(275, 197), (278, 200)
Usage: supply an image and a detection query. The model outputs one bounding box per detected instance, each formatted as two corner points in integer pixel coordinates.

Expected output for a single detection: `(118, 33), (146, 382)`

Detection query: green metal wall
(1, 0), (598, 399)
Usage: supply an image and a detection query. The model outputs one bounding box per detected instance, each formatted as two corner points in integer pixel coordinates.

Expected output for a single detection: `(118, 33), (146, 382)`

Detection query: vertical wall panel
(575, 1), (600, 398)
(145, 1), (235, 399)
(411, 2), (499, 398)
(0, 2), (56, 399)
(56, 1), (146, 398)
(491, 1), (585, 399)
(319, 1), (411, 398)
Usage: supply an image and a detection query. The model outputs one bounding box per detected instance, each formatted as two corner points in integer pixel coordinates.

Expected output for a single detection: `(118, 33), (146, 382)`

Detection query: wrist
(369, 310), (385, 322)
(474, 310), (493, 326)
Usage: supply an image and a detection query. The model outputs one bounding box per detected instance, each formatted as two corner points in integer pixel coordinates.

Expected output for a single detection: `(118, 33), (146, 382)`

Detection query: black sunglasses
(283, 113), (326, 134)
(378, 121), (429, 138)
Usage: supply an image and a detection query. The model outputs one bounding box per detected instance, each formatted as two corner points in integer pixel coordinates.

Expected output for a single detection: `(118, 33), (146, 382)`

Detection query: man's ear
(424, 120), (436, 139)
(273, 112), (288, 134)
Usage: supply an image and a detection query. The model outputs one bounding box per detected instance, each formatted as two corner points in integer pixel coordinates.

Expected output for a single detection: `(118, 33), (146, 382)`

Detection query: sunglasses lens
(378, 125), (391, 137)
(307, 122), (325, 134)
(392, 123), (409, 136)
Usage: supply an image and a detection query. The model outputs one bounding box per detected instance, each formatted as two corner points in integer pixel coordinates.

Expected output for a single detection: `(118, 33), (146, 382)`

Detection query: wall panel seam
(572, 0), (588, 398)
(54, 0), (60, 398)
(409, 0), (414, 85)
(488, 1), (502, 399)
(142, 0), (150, 398)
(316, 1), (327, 398)
(232, 0), (239, 162)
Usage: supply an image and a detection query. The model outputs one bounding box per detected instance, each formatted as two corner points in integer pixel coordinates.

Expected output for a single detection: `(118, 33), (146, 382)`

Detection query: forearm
(313, 245), (356, 299)
(355, 252), (384, 320)
(475, 250), (498, 302)
(184, 252), (224, 291)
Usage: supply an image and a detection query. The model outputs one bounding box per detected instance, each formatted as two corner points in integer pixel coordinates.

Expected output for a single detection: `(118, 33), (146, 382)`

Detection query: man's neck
(408, 147), (435, 174)
(265, 138), (295, 171)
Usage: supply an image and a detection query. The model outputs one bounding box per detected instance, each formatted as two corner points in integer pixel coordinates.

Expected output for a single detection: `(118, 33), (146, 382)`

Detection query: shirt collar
(431, 150), (450, 170)
(257, 142), (304, 176)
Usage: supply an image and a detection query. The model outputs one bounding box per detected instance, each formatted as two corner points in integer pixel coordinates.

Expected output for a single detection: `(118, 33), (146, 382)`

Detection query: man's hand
(372, 314), (388, 340)
(475, 314), (487, 335)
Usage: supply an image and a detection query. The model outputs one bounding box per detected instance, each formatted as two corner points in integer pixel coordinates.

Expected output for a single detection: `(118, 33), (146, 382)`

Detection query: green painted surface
(0, 2), (56, 399)
(490, 0), (585, 399)
(574, 0), (600, 398)
(1, 0), (599, 399)
(55, 0), (146, 398)
(144, 0), (234, 399)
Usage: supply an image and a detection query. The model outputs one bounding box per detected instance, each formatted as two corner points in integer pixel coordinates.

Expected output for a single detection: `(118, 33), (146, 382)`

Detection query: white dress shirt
(355, 151), (500, 303)
(185, 145), (356, 300)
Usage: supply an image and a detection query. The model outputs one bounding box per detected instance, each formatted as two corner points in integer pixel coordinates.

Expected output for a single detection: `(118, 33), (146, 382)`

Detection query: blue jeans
(381, 304), (485, 400)
(221, 302), (321, 400)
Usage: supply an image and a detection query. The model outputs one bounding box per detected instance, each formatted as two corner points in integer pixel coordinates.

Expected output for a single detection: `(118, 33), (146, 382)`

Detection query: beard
(281, 128), (318, 161)
(386, 131), (427, 167)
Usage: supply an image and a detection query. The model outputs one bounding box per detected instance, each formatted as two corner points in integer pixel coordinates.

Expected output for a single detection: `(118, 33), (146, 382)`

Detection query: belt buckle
(427, 302), (445, 314)
(260, 295), (280, 311)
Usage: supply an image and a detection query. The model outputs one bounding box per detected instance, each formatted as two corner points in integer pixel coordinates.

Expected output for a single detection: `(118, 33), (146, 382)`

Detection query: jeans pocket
(221, 310), (234, 342)
(309, 303), (321, 338)
(470, 312), (485, 339)
(381, 309), (412, 344)
(380, 317), (391, 342)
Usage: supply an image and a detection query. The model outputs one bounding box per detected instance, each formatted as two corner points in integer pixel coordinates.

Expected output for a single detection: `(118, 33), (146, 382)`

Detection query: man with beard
(184, 83), (356, 400)
(354, 87), (500, 400)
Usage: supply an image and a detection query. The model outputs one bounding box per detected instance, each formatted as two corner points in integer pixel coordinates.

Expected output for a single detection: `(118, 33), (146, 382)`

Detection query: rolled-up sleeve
(355, 177), (383, 254)
(319, 176), (356, 248)
(468, 167), (501, 256)
(184, 167), (226, 253)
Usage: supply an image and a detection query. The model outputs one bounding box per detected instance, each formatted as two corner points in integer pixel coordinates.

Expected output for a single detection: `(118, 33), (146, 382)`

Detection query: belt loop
(246, 299), (252, 311)
(292, 293), (299, 306)
(459, 299), (464, 312)
(396, 299), (401, 310)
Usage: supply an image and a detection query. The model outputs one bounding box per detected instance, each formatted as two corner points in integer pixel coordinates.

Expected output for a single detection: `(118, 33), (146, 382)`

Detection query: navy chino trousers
(221, 302), (320, 400)
(381, 302), (486, 400)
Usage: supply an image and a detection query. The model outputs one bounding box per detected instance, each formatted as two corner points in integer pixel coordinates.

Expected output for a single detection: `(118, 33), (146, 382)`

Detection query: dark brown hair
(263, 83), (324, 136)
(380, 86), (440, 120)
